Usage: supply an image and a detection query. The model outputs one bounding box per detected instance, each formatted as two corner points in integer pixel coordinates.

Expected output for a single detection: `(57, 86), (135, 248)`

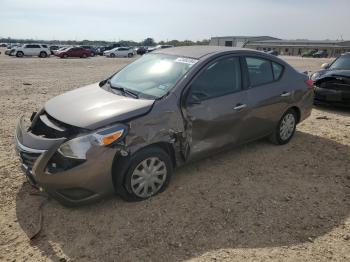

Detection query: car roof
(152, 45), (264, 59)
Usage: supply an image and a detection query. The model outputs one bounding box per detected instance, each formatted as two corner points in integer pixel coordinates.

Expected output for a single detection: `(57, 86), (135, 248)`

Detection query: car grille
(20, 151), (41, 170)
(320, 78), (350, 92)
(30, 111), (83, 139)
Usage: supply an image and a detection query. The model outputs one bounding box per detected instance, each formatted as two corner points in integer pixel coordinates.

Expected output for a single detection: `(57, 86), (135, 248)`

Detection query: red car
(55, 47), (91, 58)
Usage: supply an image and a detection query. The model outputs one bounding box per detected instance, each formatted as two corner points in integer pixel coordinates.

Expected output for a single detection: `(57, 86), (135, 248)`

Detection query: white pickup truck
(14, 44), (51, 58)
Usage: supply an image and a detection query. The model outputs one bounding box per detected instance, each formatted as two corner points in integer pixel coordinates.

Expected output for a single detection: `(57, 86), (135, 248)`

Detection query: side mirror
(321, 63), (329, 69)
(99, 79), (108, 87)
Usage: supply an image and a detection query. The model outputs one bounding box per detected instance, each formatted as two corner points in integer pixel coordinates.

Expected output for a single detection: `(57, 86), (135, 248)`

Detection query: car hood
(45, 83), (154, 130)
(312, 69), (350, 81)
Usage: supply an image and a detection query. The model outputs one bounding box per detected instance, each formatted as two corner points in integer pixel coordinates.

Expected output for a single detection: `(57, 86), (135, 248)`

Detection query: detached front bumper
(15, 117), (118, 206)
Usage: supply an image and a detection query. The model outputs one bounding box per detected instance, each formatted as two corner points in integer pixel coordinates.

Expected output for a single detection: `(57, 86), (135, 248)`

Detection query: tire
(39, 51), (47, 58)
(110, 53), (116, 58)
(128, 53), (133, 58)
(114, 146), (173, 202)
(63, 54), (68, 58)
(16, 51), (24, 58)
(90, 52), (95, 57)
(269, 109), (297, 145)
(82, 53), (87, 58)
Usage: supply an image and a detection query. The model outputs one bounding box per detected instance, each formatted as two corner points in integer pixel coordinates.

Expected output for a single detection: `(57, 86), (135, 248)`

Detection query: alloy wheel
(279, 113), (295, 141)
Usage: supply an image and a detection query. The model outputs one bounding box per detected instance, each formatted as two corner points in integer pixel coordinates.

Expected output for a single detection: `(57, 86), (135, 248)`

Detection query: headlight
(58, 125), (127, 159)
(311, 72), (320, 81)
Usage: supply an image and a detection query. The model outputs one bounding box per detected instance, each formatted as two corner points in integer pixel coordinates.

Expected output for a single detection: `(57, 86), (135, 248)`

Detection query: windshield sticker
(175, 57), (198, 65)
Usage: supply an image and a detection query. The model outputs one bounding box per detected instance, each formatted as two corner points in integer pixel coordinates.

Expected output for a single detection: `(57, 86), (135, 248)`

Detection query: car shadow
(15, 131), (350, 262)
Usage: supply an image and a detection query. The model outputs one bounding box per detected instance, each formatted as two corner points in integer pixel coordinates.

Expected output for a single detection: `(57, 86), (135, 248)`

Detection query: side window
(41, 45), (47, 48)
(190, 57), (241, 100)
(32, 45), (40, 48)
(245, 57), (274, 87)
(272, 62), (283, 80)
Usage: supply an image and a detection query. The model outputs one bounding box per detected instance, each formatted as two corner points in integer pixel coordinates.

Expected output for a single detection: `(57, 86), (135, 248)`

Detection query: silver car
(15, 46), (314, 206)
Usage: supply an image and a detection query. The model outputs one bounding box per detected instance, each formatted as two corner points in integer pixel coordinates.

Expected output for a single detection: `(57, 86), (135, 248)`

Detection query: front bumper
(15, 117), (118, 206)
(314, 87), (350, 106)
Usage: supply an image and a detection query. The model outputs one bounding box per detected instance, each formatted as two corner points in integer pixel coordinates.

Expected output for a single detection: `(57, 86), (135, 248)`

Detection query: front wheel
(128, 53), (133, 58)
(269, 109), (297, 145)
(16, 51), (24, 58)
(114, 147), (173, 202)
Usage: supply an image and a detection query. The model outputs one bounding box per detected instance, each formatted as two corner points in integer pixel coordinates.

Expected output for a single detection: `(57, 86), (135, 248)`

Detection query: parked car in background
(53, 46), (70, 55)
(302, 50), (317, 57)
(54, 47), (91, 58)
(313, 50), (328, 58)
(155, 45), (174, 49)
(135, 46), (147, 55)
(103, 47), (134, 58)
(98, 44), (122, 55)
(312, 52), (350, 106)
(80, 46), (98, 57)
(14, 46), (313, 206)
(0, 43), (7, 47)
(14, 44), (51, 58)
(5, 45), (18, 56)
(49, 45), (61, 55)
(96, 46), (107, 56)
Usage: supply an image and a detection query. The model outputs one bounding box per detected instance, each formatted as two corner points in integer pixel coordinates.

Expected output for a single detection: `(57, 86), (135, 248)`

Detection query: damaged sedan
(15, 46), (314, 206)
(312, 52), (350, 106)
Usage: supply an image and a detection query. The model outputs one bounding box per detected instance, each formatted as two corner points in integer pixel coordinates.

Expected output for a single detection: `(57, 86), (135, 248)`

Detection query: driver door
(183, 56), (249, 160)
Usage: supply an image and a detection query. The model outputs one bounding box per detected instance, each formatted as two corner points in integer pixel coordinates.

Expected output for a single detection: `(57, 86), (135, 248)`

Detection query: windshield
(109, 54), (198, 98)
(329, 55), (350, 70)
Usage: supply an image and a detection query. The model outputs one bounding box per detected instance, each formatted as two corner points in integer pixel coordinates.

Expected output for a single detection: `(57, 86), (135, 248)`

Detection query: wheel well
(144, 142), (176, 168)
(289, 106), (301, 123)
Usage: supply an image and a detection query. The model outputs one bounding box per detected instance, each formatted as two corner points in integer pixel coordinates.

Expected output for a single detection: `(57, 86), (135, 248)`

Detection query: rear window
(245, 57), (284, 87)
(272, 62), (284, 80)
(245, 57), (274, 87)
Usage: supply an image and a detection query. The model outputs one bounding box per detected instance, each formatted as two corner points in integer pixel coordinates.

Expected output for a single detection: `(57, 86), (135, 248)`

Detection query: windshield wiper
(108, 81), (139, 99)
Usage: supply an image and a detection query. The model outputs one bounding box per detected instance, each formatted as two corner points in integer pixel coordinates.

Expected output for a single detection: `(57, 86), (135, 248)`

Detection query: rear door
(240, 56), (289, 141)
(183, 55), (249, 160)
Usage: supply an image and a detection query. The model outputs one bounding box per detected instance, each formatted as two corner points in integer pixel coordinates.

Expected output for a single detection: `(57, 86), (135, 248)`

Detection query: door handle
(233, 104), (247, 110)
(280, 92), (291, 97)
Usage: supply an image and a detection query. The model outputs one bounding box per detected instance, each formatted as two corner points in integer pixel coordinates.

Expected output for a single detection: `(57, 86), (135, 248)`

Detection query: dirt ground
(0, 49), (349, 262)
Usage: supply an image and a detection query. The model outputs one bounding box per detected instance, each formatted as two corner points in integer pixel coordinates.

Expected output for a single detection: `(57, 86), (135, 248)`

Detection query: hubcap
(280, 113), (295, 140)
(131, 157), (167, 198)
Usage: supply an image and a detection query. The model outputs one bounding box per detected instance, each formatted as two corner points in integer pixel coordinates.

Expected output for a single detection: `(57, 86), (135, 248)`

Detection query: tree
(143, 38), (156, 46)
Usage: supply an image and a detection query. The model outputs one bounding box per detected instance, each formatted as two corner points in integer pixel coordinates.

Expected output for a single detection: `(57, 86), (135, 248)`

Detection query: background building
(210, 36), (350, 57)
(209, 36), (279, 47)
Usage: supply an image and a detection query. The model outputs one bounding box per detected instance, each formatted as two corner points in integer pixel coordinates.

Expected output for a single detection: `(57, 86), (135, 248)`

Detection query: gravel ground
(0, 49), (349, 262)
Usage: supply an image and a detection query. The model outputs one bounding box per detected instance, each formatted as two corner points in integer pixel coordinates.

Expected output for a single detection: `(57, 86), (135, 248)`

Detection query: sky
(1, 0), (350, 42)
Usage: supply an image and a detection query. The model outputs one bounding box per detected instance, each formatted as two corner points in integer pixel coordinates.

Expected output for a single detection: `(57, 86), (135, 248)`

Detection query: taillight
(305, 79), (314, 89)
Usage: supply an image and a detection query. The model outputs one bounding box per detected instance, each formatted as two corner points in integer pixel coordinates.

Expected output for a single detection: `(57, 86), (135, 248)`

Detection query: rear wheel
(90, 52), (95, 57)
(39, 51), (47, 58)
(128, 53), (133, 58)
(269, 109), (297, 145)
(16, 51), (24, 58)
(114, 147), (173, 202)
(110, 53), (116, 58)
(63, 54), (68, 58)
